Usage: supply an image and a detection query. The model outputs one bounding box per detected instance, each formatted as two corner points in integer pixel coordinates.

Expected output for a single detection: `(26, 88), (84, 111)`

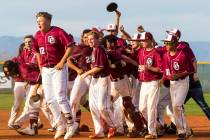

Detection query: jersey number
(85, 56), (92, 63)
(39, 47), (45, 55)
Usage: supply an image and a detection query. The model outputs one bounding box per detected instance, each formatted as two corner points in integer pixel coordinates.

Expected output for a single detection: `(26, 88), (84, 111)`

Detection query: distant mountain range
(0, 36), (210, 61)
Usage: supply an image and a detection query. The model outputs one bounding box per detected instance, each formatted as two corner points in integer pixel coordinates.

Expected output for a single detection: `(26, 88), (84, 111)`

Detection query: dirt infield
(0, 110), (210, 140)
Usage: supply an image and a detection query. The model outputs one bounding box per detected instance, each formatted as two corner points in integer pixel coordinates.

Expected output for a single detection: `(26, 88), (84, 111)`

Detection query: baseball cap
(166, 28), (181, 39)
(161, 34), (178, 42)
(106, 23), (117, 31)
(92, 26), (104, 33)
(129, 33), (141, 41)
(139, 32), (153, 41)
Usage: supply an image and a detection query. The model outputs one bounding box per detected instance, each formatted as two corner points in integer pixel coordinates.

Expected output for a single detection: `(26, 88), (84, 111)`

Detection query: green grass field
(0, 92), (210, 116)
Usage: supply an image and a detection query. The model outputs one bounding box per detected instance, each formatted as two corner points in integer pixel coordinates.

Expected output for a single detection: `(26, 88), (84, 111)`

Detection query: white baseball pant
(42, 64), (69, 128)
(8, 82), (29, 126)
(139, 80), (160, 136)
(14, 84), (41, 125)
(70, 75), (91, 120)
(157, 86), (173, 126)
(89, 76), (117, 135)
(129, 75), (141, 110)
(170, 76), (189, 134)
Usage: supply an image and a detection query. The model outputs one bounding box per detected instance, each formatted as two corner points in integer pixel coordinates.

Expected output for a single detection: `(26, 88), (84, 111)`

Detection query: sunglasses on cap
(164, 41), (175, 46)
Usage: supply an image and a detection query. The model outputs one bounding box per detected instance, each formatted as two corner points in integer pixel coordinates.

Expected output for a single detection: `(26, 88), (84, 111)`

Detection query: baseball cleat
(186, 128), (194, 138)
(8, 124), (21, 129)
(54, 129), (65, 139)
(107, 127), (116, 138)
(48, 127), (57, 132)
(127, 129), (144, 138)
(16, 127), (36, 136)
(64, 122), (79, 140)
(166, 122), (177, 134)
(144, 134), (157, 139)
(157, 125), (166, 137)
(177, 133), (186, 140)
(89, 133), (105, 139)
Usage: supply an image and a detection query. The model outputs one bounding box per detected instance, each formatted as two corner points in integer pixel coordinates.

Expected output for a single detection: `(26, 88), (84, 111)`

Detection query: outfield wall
(0, 62), (210, 93)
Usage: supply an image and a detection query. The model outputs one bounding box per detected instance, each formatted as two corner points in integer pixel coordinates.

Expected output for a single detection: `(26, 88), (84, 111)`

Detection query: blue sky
(0, 0), (210, 42)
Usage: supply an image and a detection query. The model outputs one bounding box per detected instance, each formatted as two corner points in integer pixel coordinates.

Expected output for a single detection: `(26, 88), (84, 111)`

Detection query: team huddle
(2, 10), (210, 140)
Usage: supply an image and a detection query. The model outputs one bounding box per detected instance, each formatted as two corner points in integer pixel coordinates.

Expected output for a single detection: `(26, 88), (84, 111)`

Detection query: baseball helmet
(106, 2), (118, 12)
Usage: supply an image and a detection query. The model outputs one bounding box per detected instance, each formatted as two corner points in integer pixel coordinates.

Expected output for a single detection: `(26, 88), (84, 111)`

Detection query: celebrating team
(3, 10), (210, 140)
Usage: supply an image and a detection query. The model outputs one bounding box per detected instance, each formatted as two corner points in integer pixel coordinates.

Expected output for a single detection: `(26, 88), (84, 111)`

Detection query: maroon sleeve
(70, 46), (81, 60)
(58, 29), (75, 48)
(179, 42), (196, 62)
(32, 32), (40, 53)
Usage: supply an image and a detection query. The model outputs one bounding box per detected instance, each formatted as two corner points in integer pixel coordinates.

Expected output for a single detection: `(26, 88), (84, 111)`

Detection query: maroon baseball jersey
(18, 63), (41, 84)
(20, 49), (37, 64)
(177, 41), (196, 73)
(138, 48), (162, 81)
(70, 44), (92, 72)
(91, 46), (109, 78)
(163, 50), (190, 80)
(106, 48), (126, 80)
(158, 41), (195, 73)
(32, 26), (74, 67)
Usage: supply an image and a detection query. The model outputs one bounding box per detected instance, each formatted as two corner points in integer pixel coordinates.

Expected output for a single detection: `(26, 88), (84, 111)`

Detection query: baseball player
(155, 44), (175, 136)
(7, 43), (29, 129)
(3, 60), (42, 136)
(127, 33), (143, 110)
(5, 37), (55, 135)
(80, 31), (118, 139)
(162, 34), (192, 140)
(167, 28), (210, 120)
(32, 12), (77, 139)
(67, 29), (92, 133)
(8, 36), (44, 129)
(138, 32), (162, 139)
(10, 35), (52, 132)
(102, 34), (145, 137)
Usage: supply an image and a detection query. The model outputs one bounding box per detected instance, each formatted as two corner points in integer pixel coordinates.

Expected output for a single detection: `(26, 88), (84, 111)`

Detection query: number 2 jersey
(33, 26), (75, 67)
